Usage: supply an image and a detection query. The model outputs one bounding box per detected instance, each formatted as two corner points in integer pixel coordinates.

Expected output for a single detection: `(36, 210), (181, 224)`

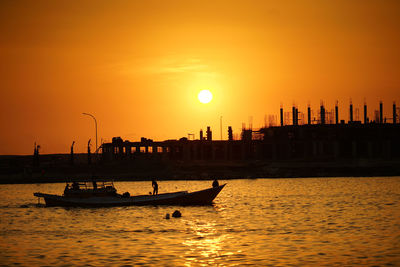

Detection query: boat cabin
(64, 181), (117, 197)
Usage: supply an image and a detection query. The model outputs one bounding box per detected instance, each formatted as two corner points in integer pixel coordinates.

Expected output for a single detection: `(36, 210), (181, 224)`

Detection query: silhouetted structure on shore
(70, 141), (75, 166)
(102, 123), (400, 162)
(102, 101), (400, 162)
(33, 143), (40, 167)
(2, 100), (398, 184)
(87, 139), (92, 165)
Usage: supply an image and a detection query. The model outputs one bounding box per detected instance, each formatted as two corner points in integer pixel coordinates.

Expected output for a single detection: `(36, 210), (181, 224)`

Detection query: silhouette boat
(33, 181), (226, 207)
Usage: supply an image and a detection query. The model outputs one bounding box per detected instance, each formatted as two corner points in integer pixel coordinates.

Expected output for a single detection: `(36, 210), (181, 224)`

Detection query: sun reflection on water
(182, 219), (237, 266)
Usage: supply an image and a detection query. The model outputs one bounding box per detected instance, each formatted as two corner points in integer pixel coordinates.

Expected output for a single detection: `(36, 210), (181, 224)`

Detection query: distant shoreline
(1, 174), (399, 185)
(1, 154), (399, 184)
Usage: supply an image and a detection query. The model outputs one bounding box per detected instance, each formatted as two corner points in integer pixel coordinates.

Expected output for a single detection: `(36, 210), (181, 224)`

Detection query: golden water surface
(0, 178), (399, 266)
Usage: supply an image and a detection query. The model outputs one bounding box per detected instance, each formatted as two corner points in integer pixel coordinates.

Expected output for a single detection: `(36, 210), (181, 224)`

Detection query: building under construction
(102, 101), (400, 162)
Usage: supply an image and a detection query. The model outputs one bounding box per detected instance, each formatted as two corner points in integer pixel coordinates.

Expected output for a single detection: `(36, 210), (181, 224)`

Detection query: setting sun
(198, 90), (213, 104)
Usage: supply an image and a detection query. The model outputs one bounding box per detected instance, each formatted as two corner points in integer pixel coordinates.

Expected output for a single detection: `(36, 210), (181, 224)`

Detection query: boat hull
(34, 184), (226, 207)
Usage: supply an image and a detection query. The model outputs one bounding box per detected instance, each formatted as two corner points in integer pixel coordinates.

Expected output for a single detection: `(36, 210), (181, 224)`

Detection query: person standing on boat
(152, 179), (158, 195)
(64, 183), (70, 194)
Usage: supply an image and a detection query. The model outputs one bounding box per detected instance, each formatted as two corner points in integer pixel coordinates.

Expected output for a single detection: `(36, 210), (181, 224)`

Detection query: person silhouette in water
(152, 179), (158, 195)
(212, 179), (219, 188)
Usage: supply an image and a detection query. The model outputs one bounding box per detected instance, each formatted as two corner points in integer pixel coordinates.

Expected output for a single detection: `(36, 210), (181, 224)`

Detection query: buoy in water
(165, 213), (170, 219)
(172, 210), (181, 218)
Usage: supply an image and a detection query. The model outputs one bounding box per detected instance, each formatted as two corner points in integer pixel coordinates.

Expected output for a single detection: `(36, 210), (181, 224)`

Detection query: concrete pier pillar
(364, 104), (367, 124)
(320, 106), (325, 125)
(335, 104), (339, 124)
(292, 106), (296, 125)
(350, 103), (353, 123)
(393, 103), (397, 124)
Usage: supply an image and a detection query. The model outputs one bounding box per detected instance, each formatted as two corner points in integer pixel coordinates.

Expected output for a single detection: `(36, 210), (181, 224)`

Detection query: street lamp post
(82, 113), (98, 154)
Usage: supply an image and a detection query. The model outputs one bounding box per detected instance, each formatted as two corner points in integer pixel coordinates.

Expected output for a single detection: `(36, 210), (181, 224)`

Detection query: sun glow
(198, 90), (213, 104)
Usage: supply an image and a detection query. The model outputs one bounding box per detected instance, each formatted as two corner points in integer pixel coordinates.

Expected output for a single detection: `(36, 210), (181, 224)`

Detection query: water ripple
(0, 178), (399, 266)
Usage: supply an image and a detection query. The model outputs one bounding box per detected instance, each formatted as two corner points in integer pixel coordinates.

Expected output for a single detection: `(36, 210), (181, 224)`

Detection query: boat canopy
(65, 181), (115, 190)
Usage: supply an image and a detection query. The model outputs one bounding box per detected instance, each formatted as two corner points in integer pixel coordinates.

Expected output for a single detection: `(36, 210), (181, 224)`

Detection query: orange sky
(0, 0), (399, 155)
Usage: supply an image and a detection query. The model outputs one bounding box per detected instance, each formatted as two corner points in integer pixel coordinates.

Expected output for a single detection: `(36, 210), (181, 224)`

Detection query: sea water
(0, 177), (399, 266)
